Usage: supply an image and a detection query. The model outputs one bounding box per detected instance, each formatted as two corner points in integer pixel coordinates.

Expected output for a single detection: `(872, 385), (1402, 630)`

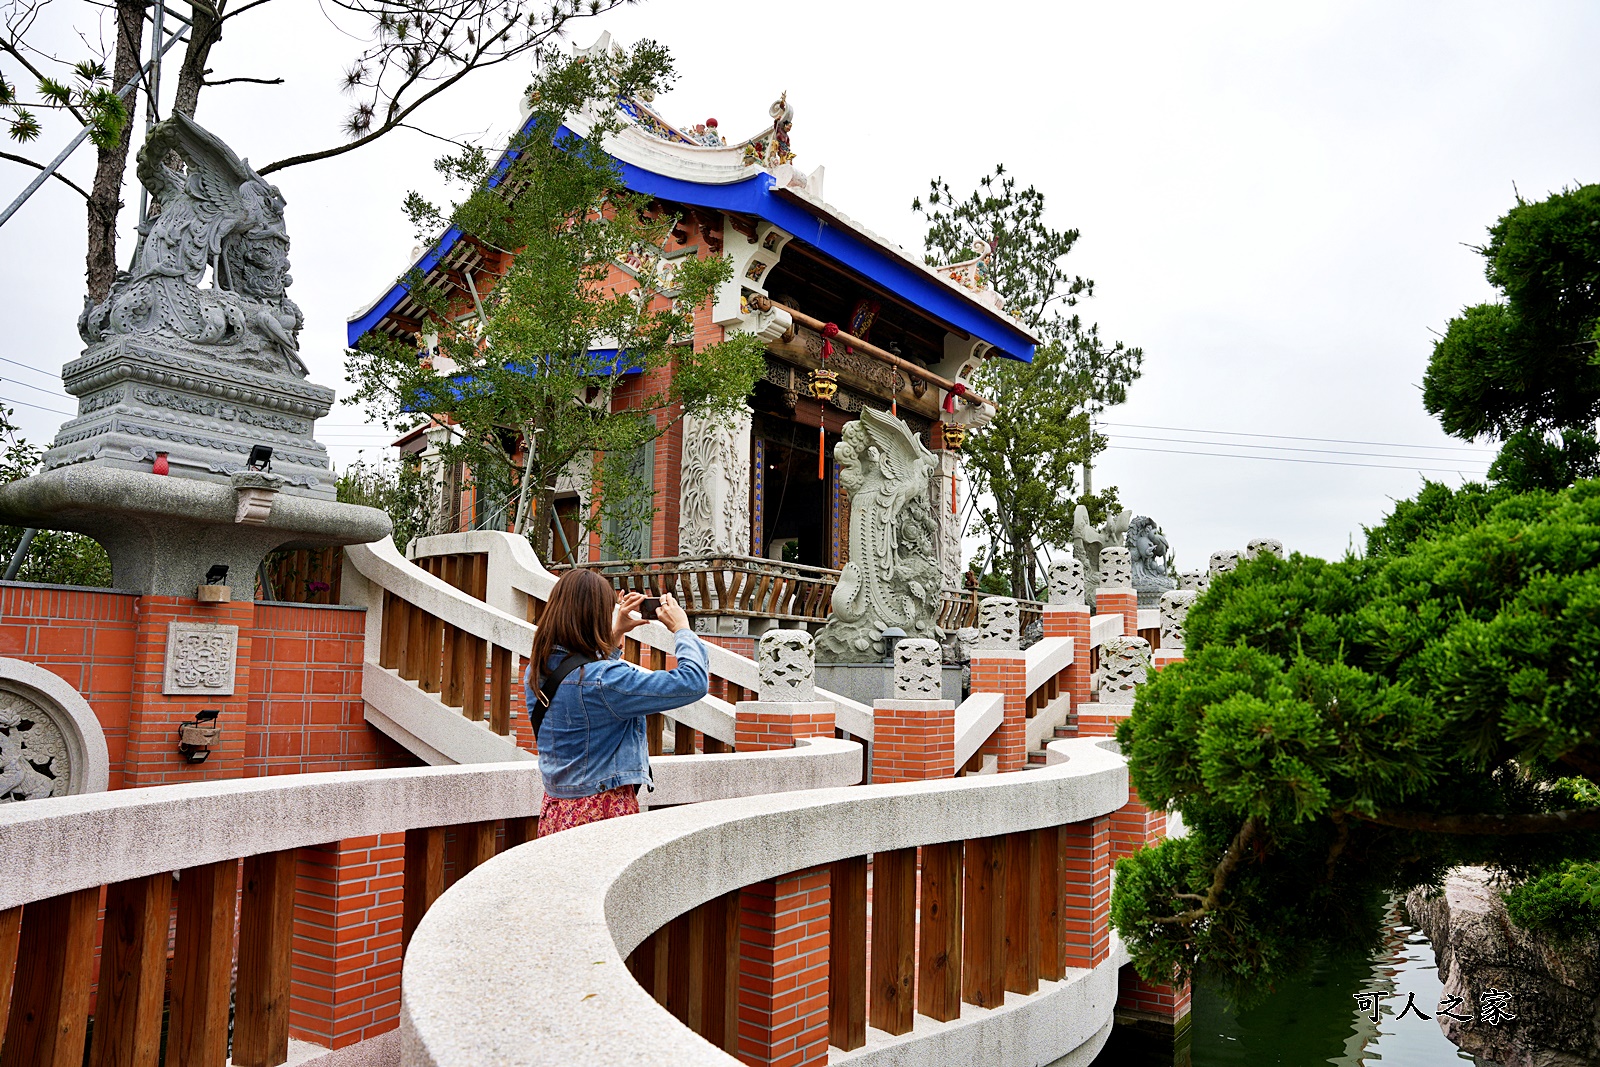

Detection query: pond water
(1094, 900), (1482, 1066)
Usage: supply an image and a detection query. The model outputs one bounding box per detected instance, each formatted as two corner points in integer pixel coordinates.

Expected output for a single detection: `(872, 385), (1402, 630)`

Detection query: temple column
(678, 409), (751, 558)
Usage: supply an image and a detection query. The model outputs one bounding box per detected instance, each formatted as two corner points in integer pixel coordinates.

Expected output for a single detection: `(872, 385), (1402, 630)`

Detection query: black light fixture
(178, 709), (223, 763)
(205, 564), (229, 585)
(198, 563), (231, 603)
(246, 445), (273, 471)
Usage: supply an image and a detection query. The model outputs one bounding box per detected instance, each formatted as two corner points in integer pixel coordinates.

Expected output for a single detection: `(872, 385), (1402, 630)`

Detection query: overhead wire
(1104, 431), (1493, 466)
(0, 394), (73, 416)
(1098, 420), (1493, 455)
(1107, 443), (1487, 476)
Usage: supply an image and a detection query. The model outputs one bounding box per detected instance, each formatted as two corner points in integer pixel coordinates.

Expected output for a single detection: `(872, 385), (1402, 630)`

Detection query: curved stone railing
(402, 736), (1129, 1067)
(0, 735), (863, 1065)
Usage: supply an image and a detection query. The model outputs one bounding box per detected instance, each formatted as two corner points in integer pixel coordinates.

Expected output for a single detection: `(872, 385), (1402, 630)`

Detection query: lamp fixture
(198, 563), (231, 603)
(178, 709), (223, 763)
(808, 368), (838, 403)
(246, 445), (273, 471)
(942, 424), (966, 450)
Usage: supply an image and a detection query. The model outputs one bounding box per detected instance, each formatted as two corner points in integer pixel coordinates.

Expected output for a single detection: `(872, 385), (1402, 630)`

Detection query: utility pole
(138, 0), (168, 226)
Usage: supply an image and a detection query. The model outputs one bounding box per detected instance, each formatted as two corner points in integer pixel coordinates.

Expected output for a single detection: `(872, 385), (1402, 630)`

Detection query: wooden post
(168, 859), (240, 1067)
(421, 613), (444, 693)
(1004, 830), (1041, 995)
(665, 912), (693, 1023)
(403, 826), (445, 949)
(962, 835), (1006, 1009)
(870, 848), (917, 1036)
(455, 821), (497, 881)
(647, 713), (664, 756)
(440, 622), (460, 705)
(90, 874), (172, 1067)
(1037, 827), (1065, 983)
(673, 719), (696, 755)
(490, 646), (512, 735)
(502, 816), (539, 851)
(0, 907), (18, 1042)
(828, 855), (867, 1051)
(687, 891), (740, 1053)
(234, 850), (297, 1067)
(401, 601), (426, 682)
(462, 636), (485, 721)
(918, 841), (963, 1022)
(3, 887), (98, 1067)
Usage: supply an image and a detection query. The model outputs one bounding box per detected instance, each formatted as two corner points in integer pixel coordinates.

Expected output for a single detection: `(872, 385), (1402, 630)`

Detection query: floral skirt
(537, 785), (640, 837)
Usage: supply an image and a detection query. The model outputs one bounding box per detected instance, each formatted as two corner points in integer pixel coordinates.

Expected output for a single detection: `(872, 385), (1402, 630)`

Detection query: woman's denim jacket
(525, 629), (709, 799)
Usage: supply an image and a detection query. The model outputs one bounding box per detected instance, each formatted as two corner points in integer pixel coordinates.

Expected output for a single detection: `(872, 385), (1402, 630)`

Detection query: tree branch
(1149, 816), (1260, 926)
(0, 38), (87, 125)
(1350, 807), (1600, 835)
(202, 75), (284, 87)
(0, 150), (88, 198)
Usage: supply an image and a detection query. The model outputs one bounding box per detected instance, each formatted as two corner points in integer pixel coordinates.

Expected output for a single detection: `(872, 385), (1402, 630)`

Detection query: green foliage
(1422, 184), (1600, 491)
(913, 165), (1142, 598)
(347, 42), (766, 562)
(335, 457), (430, 549)
(1113, 482), (1600, 997)
(2, 61), (126, 149)
(1504, 857), (1600, 939)
(0, 408), (111, 587)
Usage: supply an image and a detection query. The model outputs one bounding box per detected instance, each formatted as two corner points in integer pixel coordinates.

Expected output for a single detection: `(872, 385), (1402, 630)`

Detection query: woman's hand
(612, 591), (651, 647)
(655, 593), (691, 634)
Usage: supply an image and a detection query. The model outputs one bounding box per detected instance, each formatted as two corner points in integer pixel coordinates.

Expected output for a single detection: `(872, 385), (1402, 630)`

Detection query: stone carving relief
(757, 628), (815, 702)
(893, 638), (942, 698)
(976, 597), (1021, 650)
(1209, 549), (1241, 575)
(1160, 590), (1197, 651)
(0, 659), (109, 801)
(1048, 556), (1085, 607)
(935, 454), (963, 593)
(1099, 547), (1132, 588)
(1098, 635), (1151, 705)
(0, 689), (68, 802)
(1070, 506), (1132, 606)
(816, 408), (942, 662)
(1245, 538), (1284, 560)
(163, 621), (240, 696)
(678, 411), (752, 557)
(1128, 515), (1177, 608)
(1178, 570), (1209, 593)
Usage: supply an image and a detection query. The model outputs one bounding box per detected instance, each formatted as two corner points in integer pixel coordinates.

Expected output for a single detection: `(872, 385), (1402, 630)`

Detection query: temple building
(347, 33), (1039, 633)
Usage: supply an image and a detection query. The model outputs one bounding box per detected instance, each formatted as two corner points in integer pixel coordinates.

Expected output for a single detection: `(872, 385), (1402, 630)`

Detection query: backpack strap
(531, 652), (598, 740)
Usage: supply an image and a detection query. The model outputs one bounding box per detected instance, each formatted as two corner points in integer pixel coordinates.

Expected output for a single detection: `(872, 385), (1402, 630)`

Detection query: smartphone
(639, 596), (661, 621)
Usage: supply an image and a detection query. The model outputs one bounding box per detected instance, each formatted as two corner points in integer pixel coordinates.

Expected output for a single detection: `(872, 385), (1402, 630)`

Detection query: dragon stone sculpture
(1127, 515), (1177, 607)
(44, 112), (335, 497)
(815, 407), (942, 662)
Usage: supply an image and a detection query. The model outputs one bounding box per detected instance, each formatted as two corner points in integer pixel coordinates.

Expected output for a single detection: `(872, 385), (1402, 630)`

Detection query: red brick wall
(0, 582), (137, 788)
(1117, 963), (1192, 1024)
(1061, 816), (1112, 968)
(1097, 588), (1138, 639)
(701, 634), (756, 658)
(871, 701), (954, 782)
(737, 866), (831, 1067)
(734, 705), (834, 752)
(1043, 606), (1092, 718)
(247, 604), (412, 776)
(969, 653), (1028, 772)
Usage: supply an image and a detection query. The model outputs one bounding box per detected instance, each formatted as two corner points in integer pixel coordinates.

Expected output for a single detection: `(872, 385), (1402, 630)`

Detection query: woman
(526, 569), (707, 836)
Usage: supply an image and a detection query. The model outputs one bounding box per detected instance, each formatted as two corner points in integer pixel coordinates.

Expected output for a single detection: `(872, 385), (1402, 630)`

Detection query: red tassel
(818, 421), (825, 480)
(951, 471), (957, 514)
(820, 322), (839, 359)
(943, 382), (967, 414)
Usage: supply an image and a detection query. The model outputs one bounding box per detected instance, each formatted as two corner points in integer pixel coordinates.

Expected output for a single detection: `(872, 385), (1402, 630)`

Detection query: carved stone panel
(976, 597), (1020, 650)
(163, 621), (240, 696)
(1245, 538), (1284, 560)
(1048, 557), (1086, 607)
(1178, 570), (1209, 593)
(757, 628), (815, 703)
(1160, 590), (1198, 651)
(0, 657), (110, 801)
(678, 411), (752, 557)
(1209, 549), (1241, 575)
(893, 638), (942, 698)
(1100, 546), (1132, 588)
(1098, 635), (1150, 704)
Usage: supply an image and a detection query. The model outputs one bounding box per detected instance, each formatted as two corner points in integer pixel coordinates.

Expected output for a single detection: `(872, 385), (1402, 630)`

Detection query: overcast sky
(4, 0), (1598, 563)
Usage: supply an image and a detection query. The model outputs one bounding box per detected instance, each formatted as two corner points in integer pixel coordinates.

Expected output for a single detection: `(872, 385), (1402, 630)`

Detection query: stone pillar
(735, 629), (834, 751)
(1244, 538), (1283, 560)
(934, 451), (964, 592)
(1208, 549), (1241, 576)
(1154, 590), (1195, 670)
(970, 596), (1026, 772)
(290, 833), (407, 1049)
(737, 866), (831, 1067)
(1096, 546), (1138, 637)
(123, 596), (255, 787)
(872, 638), (954, 782)
(1044, 558), (1091, 729)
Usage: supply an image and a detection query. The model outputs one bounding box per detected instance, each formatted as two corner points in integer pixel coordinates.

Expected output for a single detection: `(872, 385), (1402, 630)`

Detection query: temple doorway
(755, 415), (829, 567)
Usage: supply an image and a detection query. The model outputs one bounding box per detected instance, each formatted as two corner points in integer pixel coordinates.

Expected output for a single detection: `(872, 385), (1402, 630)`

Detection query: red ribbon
(943, 382), (967, 413)
(820, 322), (839, 359)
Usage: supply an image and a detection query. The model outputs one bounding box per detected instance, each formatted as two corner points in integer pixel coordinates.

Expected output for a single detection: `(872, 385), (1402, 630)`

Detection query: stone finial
(1159, 590), (1197, 651)
(757, 628), (815, 702)
(1099, 546), (1132, 588)
(1178, 570), (1209, 593)
(893, 639), (942, 698)
(1244, 538), (1284, 560)
(1098, 635), (1151, 704)
(1208, 549), (1241, 575)
(1047, 557), (1086, 607)
(976, 597), (1021, 650)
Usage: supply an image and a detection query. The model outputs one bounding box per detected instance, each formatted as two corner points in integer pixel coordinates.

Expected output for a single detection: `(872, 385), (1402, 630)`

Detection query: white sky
(4, 0), (1598, 563)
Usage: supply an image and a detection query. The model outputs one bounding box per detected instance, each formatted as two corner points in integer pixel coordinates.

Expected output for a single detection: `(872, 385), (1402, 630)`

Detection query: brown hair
(528, 569), (616, 698)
